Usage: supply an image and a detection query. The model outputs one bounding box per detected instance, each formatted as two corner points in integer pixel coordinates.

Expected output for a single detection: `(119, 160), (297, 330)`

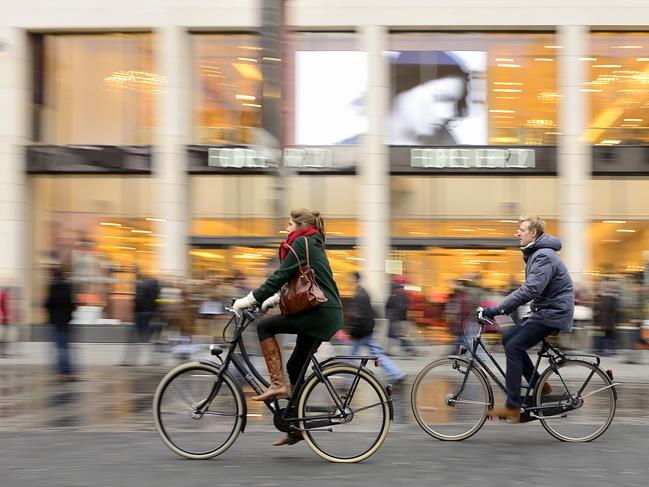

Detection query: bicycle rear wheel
(298, 364), (391, 463)
(411, 357), (490, 441)
(535, 360), (616, 442)
(153, 362), (244, 459)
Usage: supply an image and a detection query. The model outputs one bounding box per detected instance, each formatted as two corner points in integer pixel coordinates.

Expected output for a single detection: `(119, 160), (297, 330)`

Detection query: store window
(192, 34), (262, 145)
(30, 177), (158, 324)
(388, 32), (558, 146)
(35, 34), (155, 144)
(588, 32), (649, 146)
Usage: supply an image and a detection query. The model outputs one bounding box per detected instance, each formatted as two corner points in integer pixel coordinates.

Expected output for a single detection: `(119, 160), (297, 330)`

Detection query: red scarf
(279, 226), (320, 262)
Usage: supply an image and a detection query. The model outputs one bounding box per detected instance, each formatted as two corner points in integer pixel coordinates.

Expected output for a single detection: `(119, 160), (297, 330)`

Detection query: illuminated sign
(410, 148), (536, 169)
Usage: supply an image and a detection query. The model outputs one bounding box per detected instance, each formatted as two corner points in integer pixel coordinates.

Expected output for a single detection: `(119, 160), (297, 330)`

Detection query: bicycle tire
(297, 364), (391, 463)
(411, 357), (491, 441)
(153, 361), (244, 459)
(535, 359), (616, 442)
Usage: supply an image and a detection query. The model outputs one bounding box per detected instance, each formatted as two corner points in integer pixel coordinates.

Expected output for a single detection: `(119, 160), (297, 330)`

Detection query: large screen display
(387, 50), (487, 146)
(295, 51), (368, 145)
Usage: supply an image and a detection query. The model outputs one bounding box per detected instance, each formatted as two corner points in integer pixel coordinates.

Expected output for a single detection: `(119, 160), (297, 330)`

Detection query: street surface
(1, 342), (648, 486)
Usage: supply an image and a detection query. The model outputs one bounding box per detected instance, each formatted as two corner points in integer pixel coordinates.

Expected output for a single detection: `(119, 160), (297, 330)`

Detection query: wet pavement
(1, 342), (648, 432)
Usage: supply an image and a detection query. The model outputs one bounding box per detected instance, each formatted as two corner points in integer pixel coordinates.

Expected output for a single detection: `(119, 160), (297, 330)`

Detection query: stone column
(359, 25), (390, 306)
(558, 25), (591, 285)
(154, 26), (191, 279)
(0, 27), (29, 322)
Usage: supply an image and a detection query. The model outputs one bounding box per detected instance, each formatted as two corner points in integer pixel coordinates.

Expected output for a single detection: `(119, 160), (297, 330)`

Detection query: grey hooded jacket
(496, 234), (574, 332)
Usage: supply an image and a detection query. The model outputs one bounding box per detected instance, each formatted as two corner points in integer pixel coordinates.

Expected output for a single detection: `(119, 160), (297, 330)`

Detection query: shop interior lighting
(236, 57), (258, 63)
(238, 46), (262, 51)
(592, 64), (622, 68)
(242, 103), (261, 108)
(235, 94), (256, 101)
(493, 88), (522, 93)
(544, 45), (562, 49)
(489, 109), (516, 113)
(579, 57), (597, 61)
(616, 229), (636, 233)
(145, 218), (165, 222)
(494, 82), (523, 85)
(496, 96), (516, 100)
(497, 63), (521, 68)
(599, 139), (621, 145)
(131, 229), (152, 234)
(611, 45), (643, 49)
(603, 220), (627, 224)
(580, 88), (603, 92)
(100, 222), (121, 227)
(534, 58), (554, 62)
(495, 58), (514, 62)
(637, 58), (649, 61)
(623, 118), (643, 122)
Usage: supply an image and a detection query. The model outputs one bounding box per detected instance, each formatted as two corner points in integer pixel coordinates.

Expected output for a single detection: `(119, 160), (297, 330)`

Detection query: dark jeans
(501, 319), (554, 408)
(257, 314), (320, 385)
(53, 325), (73, 375)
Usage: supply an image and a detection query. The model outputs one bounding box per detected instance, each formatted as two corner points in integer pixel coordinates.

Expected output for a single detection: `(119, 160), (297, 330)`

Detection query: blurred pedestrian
(446, 278), (483, 355)
(345, 272), (405, 384)
(122, 270), (160, 366)
(593, 281), (620, 356)
(0, 280), (11, 357)
(385, 276), (416, 355)
(45, 265), (78, 381)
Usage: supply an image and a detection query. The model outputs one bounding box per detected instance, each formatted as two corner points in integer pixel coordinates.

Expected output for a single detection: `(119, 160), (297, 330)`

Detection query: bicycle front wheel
(153, 362), (244, 459)
(535, 360), (616, 442)
(298, 364), (391, 463)
(411, 357), (491, 441)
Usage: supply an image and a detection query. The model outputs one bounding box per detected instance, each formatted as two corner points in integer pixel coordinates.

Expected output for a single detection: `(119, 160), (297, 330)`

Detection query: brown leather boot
(487, 405), (521, 422)
(252, 337), (289, 401)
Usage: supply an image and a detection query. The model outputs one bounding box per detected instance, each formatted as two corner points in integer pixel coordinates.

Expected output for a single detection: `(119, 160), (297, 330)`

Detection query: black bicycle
(153, 305), (393, 463)
(411, 307), (618, 442)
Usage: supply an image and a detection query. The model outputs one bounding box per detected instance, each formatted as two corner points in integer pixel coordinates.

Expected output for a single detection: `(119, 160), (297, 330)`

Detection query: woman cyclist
(233, 208), (343, 446)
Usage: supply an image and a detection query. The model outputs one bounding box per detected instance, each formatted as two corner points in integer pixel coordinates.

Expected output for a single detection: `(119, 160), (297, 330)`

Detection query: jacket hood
(522, 233), (562, 259)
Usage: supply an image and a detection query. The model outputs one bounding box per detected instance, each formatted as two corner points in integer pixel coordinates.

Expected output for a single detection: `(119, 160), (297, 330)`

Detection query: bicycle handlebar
(475, 306), (496, 326)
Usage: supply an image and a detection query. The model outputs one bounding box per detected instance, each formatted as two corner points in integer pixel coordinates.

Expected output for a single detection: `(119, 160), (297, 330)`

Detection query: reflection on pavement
(0, 364), (645, 432)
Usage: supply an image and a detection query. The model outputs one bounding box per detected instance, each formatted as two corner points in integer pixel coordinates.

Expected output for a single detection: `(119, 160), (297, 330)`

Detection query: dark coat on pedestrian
(45, 277), (75, 329)
(386, 284), (409, 323)
(345, 286), (376, 339)
(495, 234), (574, 332)
(253, 233), (343, 341)
(594, 292), (620, 333)
(135, 277), (160, 313)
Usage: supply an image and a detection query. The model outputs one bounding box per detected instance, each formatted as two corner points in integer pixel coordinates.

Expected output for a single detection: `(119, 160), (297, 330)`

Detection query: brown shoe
(252, 337), (289, 401)
(273, 431), (304, 446)
(487, 405), (521, 422)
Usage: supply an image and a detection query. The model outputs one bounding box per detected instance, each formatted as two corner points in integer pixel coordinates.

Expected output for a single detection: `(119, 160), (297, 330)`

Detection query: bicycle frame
(454, 319), (617, 415)
(194, 310), (390, 430)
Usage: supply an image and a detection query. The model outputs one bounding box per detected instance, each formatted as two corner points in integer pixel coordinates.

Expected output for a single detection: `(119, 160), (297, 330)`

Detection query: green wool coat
(252, 234), (343, 341)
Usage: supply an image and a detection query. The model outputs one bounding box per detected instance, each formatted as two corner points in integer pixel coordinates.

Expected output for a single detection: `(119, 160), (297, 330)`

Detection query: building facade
(2, 1), (649, 324)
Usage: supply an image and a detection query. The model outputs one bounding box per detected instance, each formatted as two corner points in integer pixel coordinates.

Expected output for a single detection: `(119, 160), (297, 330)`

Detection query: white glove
(261, 293), (280, 313)
(232, 292), (258, 316)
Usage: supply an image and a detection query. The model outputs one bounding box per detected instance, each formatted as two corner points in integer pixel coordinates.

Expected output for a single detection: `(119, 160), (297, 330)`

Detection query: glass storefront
(35, 33), (155, 144)
(388, 32), (558, 146)
(192, 33), (262, 145)
(30, 176), (158, 324)
(588, 32), (649, 145)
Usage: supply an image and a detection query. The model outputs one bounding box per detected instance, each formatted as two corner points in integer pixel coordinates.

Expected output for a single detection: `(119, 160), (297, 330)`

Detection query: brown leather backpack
(279, 237), (328, 315)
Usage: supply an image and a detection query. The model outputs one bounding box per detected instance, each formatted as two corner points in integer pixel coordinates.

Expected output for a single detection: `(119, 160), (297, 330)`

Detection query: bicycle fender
(197, 359), (249, 432)
(312, 363), (395, 421)
(447, 355), (495, 409)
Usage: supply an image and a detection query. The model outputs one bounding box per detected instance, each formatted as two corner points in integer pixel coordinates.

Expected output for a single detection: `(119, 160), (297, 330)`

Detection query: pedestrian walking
(45, 265), (78, 381)
(385, 276), (416, 355)
(345, 272), (405, 384)
(122, 271), (160, 366)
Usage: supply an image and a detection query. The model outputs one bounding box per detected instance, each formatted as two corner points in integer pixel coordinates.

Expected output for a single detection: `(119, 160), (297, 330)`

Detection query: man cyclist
(482, 216), (574, 421)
